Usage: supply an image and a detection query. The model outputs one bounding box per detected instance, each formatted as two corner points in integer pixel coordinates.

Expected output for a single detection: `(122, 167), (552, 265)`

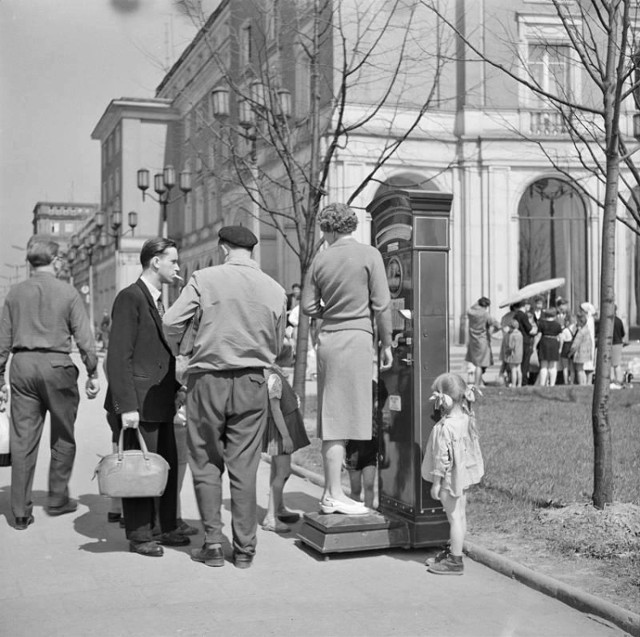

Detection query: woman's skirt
(316, 329), (373, 441)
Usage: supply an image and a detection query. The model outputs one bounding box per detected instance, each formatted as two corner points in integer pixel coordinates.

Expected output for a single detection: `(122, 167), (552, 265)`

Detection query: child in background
(421, 373), (484, 575)
(503, 318), (523, 387)
(261, 350), (310, 533)
(537, 308), (562, 386)
(345, 381), (386, 508)
(559, 314), (577, 385)
(570, 312), (593, 385)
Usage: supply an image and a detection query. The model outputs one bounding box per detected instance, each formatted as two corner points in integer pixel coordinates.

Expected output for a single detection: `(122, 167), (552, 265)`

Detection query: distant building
(93, 0), (640, 340)
(90, 97), (181, 314)
(31, 201), (98, 251)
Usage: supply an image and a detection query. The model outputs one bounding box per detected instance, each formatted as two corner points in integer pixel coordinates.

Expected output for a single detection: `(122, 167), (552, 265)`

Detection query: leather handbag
(94, 427), (169, 498)
(0, 408), (10, 467)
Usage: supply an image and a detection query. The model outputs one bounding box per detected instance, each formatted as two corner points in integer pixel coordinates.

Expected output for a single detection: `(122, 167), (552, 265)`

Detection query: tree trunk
(592, 153), (616, 508)
(591, 50), (618, 507)
(292, 311), (311, 413)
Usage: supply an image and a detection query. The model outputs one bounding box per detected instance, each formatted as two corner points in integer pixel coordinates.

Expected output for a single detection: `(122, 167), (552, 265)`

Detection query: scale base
(296, 510), (411, 554)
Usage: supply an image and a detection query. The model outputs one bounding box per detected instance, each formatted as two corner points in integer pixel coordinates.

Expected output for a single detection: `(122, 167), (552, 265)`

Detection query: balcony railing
(528, 109), (569, 136)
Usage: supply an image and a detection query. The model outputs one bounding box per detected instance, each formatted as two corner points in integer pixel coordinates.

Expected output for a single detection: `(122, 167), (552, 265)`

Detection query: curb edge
(284, 458), (640, 637)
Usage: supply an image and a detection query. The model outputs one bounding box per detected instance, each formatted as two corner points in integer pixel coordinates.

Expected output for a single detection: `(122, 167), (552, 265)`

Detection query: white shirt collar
(140, 275), (161, 303)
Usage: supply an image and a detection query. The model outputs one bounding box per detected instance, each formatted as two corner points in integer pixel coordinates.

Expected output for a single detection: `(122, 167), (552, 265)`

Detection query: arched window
(518, 178), (587, 309)
(374, 172), (439, 199)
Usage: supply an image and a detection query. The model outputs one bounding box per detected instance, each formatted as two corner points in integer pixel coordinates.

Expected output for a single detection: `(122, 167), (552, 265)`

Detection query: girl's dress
(537, 318), (562, 361)
(421, 412), (484, 498)
(263, 368), (310, 456)
(504, 329), (523, 365)
(559, 325), (576, 360)
(570, 325), (593, 364)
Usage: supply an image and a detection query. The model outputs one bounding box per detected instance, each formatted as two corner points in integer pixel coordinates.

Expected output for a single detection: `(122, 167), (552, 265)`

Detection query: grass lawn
(476, 385), (640, 507)
(295, 384), (640, 613)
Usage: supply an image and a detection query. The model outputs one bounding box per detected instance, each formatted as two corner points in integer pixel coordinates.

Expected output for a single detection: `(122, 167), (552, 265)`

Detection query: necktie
(156, 298), (165, 318)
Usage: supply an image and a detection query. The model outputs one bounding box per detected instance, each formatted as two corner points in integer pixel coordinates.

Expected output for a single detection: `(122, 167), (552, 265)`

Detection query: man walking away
(163, 226), (286, 569)
(0, 238), (100, 530)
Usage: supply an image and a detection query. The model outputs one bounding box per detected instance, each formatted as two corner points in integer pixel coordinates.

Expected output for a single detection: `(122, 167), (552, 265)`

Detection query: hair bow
(430, 391), (453, 411)
(464, 385), (482, 403)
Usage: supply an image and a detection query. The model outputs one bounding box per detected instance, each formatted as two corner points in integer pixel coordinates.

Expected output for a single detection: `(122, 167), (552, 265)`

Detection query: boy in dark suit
(104, 237), (187, 557)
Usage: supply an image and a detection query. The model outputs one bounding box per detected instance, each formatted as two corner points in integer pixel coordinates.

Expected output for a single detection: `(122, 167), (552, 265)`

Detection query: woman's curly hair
(317, 203), (359, 234)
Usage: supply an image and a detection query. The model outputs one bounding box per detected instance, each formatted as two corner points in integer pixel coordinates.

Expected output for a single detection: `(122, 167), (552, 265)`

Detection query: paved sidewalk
(0, 364), (630, 637)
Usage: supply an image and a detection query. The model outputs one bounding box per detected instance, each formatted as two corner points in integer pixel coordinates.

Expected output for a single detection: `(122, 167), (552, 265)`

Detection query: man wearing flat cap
(163, 225), (286, 569)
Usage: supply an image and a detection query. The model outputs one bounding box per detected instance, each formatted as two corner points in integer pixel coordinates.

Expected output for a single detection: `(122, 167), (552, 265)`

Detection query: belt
(12, 348), (68, 354)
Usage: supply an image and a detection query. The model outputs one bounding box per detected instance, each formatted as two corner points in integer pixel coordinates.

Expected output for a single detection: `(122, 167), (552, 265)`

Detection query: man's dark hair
(140, 237), (177, 268)
(26, 238), (59, 268)
(291, 283), (301, 290)
(477, 296), (491, 308)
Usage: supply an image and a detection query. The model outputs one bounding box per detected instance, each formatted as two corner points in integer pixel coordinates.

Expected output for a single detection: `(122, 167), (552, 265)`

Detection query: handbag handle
(117, 427), (150, 461)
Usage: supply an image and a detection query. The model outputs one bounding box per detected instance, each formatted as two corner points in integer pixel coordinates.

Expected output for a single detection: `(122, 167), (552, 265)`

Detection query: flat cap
(218, 225), (258, 249)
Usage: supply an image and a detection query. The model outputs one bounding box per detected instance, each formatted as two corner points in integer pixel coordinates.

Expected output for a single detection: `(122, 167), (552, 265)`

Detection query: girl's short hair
(543, 307), (557, 319)
(317, 203), (359, 234)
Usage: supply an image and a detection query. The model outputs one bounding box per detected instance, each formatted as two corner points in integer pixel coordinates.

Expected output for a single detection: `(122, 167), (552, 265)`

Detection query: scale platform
(296, 510), (411, 555)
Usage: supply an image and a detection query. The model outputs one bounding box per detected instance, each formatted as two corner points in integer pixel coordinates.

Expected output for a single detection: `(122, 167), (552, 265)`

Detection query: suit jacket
(104, 279), (177, 422)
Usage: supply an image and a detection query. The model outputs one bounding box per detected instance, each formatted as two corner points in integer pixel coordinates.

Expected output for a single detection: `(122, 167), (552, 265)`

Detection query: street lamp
(82, 233), (97, 333)
(533, 178), (570, 291)
(136, 164), (192, 238)
(95, 209), (138, 249)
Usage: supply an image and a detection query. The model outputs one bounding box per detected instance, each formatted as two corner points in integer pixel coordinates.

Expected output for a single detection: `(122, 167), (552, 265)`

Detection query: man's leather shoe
(14, 515), (34, 531)
(176, 518), (199, 536)
(191, 543), (225, 567)
(233, 551), (254, 569)
(129, 541), (163, 557)
(157, 530), (191, 546)
(46, 499), (78, 517)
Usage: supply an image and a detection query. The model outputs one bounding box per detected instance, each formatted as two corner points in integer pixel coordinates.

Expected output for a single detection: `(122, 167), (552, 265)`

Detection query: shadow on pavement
(0, 485), (49, 527)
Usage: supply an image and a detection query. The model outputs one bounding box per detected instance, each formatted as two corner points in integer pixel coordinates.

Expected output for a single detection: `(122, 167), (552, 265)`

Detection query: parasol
(499, 277), (565, 309)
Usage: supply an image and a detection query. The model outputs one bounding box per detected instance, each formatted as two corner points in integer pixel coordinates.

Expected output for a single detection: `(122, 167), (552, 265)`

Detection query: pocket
(48, 357), (79, 385)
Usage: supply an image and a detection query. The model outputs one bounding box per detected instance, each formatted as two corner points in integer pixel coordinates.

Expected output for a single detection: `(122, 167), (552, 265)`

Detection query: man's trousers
(10, 352), (79, 518)
(186, 368), (267, 556)
(118, 419), (179, 543)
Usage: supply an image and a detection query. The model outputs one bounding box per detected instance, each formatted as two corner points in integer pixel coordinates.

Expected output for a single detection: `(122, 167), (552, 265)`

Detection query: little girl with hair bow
(421, 372), (485, 575)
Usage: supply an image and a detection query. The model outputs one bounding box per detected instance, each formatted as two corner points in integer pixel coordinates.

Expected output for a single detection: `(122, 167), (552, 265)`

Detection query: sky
(0, 0), (201, 293)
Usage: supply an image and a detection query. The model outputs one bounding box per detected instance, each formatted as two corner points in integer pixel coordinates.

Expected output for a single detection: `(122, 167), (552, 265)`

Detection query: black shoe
(46, 499), (78, 517)
(14, 515), (34, 531)
(129, 541), (164, 557)
(176, 518), (199, 536)
(191, 543), (225, 567)
(157, 530), (191, 547)
(107, 512), (122, 523)
(233, 551), (254, 569)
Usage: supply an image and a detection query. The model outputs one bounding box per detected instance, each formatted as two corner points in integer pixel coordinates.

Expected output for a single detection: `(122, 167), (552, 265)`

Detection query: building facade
(93, 0), (640, 340)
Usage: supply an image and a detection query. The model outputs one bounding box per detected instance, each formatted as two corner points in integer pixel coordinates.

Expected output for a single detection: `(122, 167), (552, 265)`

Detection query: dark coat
(104, 279), (177, 422)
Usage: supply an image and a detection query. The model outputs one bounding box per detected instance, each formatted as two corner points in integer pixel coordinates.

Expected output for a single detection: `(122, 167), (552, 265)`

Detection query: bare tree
(421, 0), (640, 508)
(175, 0), (452, 404)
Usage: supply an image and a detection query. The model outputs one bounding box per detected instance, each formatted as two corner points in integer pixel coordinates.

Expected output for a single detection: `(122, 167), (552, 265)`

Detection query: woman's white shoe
(320, 497), (369, 515)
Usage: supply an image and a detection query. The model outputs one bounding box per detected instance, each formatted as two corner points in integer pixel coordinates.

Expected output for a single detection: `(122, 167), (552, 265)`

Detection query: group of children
(499, 298), (599, 387)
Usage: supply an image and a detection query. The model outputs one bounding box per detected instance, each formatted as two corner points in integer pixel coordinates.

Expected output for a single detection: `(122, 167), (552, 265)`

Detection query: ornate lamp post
(136, 165), (191, 238)
(533, 178), (569, 286)
(69, 232), (98, 333)
(94, 209), (138, 249)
